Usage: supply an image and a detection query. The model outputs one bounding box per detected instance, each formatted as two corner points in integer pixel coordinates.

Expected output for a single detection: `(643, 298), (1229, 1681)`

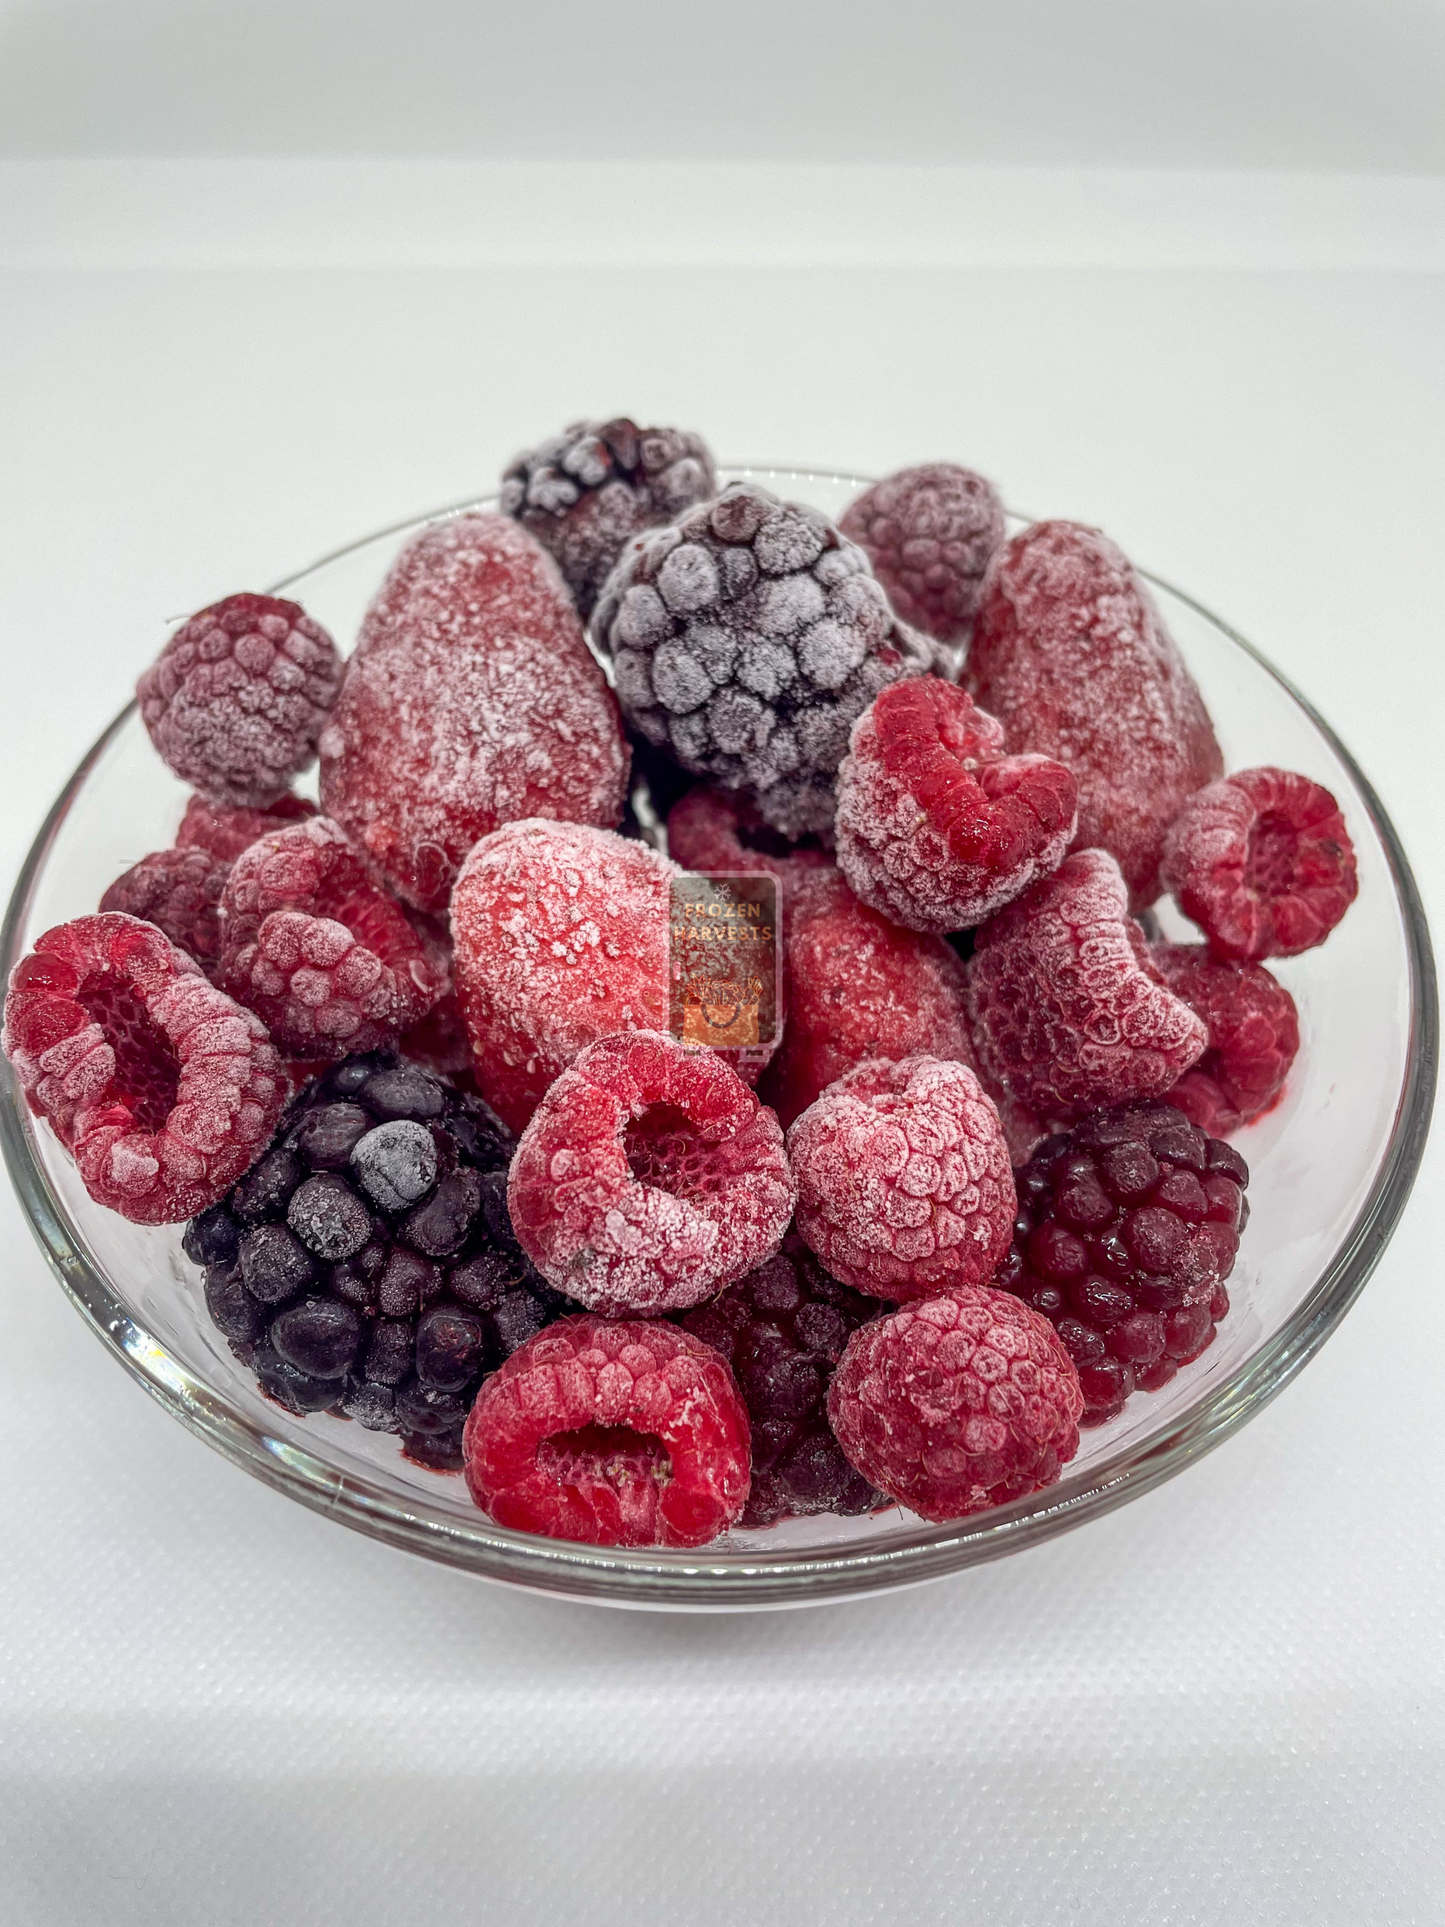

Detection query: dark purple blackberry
(186, 1052), (574, 1470)
(500, 417), (716, 617)
(680, 1233), (887, 1528)
(995, 1101), (1248, 1426)
(592, 482), (931, 838)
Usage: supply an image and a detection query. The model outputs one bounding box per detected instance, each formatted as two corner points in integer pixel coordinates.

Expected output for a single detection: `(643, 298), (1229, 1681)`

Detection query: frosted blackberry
(592, 482), (932, 838)
(501, 417), (716, 616)
(185, 1051), (573, 1469)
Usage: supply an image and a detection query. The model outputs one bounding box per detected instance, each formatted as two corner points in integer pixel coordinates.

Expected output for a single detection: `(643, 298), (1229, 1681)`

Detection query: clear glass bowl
(1, 468), (1436, 1610)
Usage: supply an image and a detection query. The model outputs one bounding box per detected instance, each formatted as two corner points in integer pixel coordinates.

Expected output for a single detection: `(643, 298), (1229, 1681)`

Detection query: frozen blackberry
(501, 417), (716, 616)
(680, 1234), (887, 1528)
(592, 481), (932, 838)
(186, 1051), (574, 1470)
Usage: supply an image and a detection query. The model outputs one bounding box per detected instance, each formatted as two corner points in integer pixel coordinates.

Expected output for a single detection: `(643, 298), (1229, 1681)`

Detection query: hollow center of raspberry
(1245, 814), (1299, 896)
(75, 975), (180, 1134)
(624, 1104), (726, 1201)
(535, 1423), (671, 1492)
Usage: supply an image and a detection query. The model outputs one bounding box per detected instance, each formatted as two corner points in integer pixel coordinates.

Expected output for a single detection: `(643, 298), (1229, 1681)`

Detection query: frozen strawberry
(968, 521), (1222, 907)
(1152, 942), (1300, 1132)
(319, 513), (629, 914)
(2, 913), (285, 1223)
(760, 867), (977, 1128)
(666, 785), (831, 896)
(967, 849), (1207, 1124)
(834, 677), (1078, 933)
(175, 792), (316, 862)
(839, 462), (1006, 648)
(100, 845), (231, 973)
(507, 1031), (796, 1316)
(1160, 766), (1358, 960)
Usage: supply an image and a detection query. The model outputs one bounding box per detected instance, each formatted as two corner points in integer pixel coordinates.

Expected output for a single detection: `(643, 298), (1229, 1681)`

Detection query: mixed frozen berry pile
(3, 425), (1361, 1551)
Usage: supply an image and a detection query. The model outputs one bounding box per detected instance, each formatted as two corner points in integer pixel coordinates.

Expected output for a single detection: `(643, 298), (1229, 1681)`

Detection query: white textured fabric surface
(1, 171), (1442, 1924)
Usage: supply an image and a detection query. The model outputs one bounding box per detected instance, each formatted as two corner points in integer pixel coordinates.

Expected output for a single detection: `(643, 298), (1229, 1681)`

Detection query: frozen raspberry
(1151, 943), (1300, 1133)
(500, 417), (717, 616)
(100, 845), (231, 973)
(828, 1285), (1083, 1522)
(834, 677), (1078, 934)
(788, 1056), (1015, 1300)
(761, 867), (978, 1128)
(1160, 766), (1358, 961)
(592, 481), (931, 839)
(968, 521), (1222, 907)
(216, 817), (445, 1059)
(967, 849), (1207, 1125)
(3, 913), (286, 1223)
(680, 1233), (887, 1526)
(175, 791), (316, 862)
(666, 785), (831, 896)
(318, 513), (629, 913)
(508, 1030), (795, 1316)
(839, 463), (1006, 652)
(137, 594), (342, 809)
(463, 1314), (751, 1547)
(995, 1102), (1247, 1424)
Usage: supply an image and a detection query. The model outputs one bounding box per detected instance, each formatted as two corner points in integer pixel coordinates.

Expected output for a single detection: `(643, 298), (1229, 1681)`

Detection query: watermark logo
(668, 874), (780, 1075)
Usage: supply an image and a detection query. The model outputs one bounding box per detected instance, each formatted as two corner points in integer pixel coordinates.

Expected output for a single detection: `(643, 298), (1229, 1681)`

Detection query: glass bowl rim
(1, 468), (1436, 1610)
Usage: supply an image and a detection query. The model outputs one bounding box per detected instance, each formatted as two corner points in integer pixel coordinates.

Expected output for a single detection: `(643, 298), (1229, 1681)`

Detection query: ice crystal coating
(839, 462), (1006, 652)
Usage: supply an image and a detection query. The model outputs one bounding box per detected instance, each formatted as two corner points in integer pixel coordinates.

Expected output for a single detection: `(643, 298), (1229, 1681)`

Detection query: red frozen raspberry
(319, 513), (629, 913)
(788, 1055), (1015, 1300)
(463, 1314), (751, 1548)
(967, 849), (1207, 1125)
(827, 1285), (1083, 1523)
(968, 521), (1223, 907)
(175, 791), (316, 862)
(100, 845), (231, 973)
(137, 594), (342, 809)
(216, 817), (445, 1059)
(1151, 942), (1300, 1133)
(996, 1102), (1247, 1424)
(507, 1030), (796, 1316)
(761, 867), (978, 1129)
(839, 462), (1006, 651)
(666, 785), (831, 897)
(834, 677), (1078, 934)
(1160, 766), (1358, 961)
(2, 913), (286, 1223)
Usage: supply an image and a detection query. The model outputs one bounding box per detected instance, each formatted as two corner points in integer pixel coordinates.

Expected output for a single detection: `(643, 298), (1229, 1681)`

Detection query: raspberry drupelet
(788, 1056), (1015, 1300)
(1152, 943), (1300, 1133)
(666, 785), (831, 897)
(137, 594), (343, 810)
(834, 677), (1078, 934)
(216, 816), (445, 1059)
(3, 912), (286, 1223)
(966, 848), (1207, 1126)
(100, 844), (232, 974)
(507, 1030), (796, 1317)
(839, 463), (1006, 655)
(175, 791), (317, 862)
(591, 481), (932, 839)
(995, 1101), (1247, 1424)
(1160, 766), (1358, 961)
(500, 417), (717, 616)
(968, 520), (1222, 907)
(319, 513), (629, 914)
(827, 1285), (1084, 1523)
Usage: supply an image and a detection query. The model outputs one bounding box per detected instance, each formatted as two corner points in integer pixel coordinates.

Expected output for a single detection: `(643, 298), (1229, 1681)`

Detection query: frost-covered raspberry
(137, 594), (343, 809)
(592, 481), (931, 839)
(967, 849), (1207, 1125)
(507, 1030), (795, 1316)
(828, 1285), (1083, 1522)
(968, 521), (1222, 907)
(680, 1234), (886, 1527)
(100, 845), (231, 973)
(175, 791), (317, 862)
(217, 817), (445, 1058)
(500, 417), (716, 616)
(1160, 766), (1358, 961)
(761, 867), (978, 1128)
(788, 1056), (1015, 1300)
(3, 912), (286, 1223)
(666, 785), (831, 896)
(835, 677), (1078, 934)
(319, 513), (629, 913)
(1152, 943), (1300, 1132)
(995, 1102), (1247, 1424)
(839, 463), (1006, 650)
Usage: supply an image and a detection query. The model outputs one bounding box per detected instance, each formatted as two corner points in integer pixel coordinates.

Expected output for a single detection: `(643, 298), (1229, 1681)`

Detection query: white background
(1, 5), (1443, 1923)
